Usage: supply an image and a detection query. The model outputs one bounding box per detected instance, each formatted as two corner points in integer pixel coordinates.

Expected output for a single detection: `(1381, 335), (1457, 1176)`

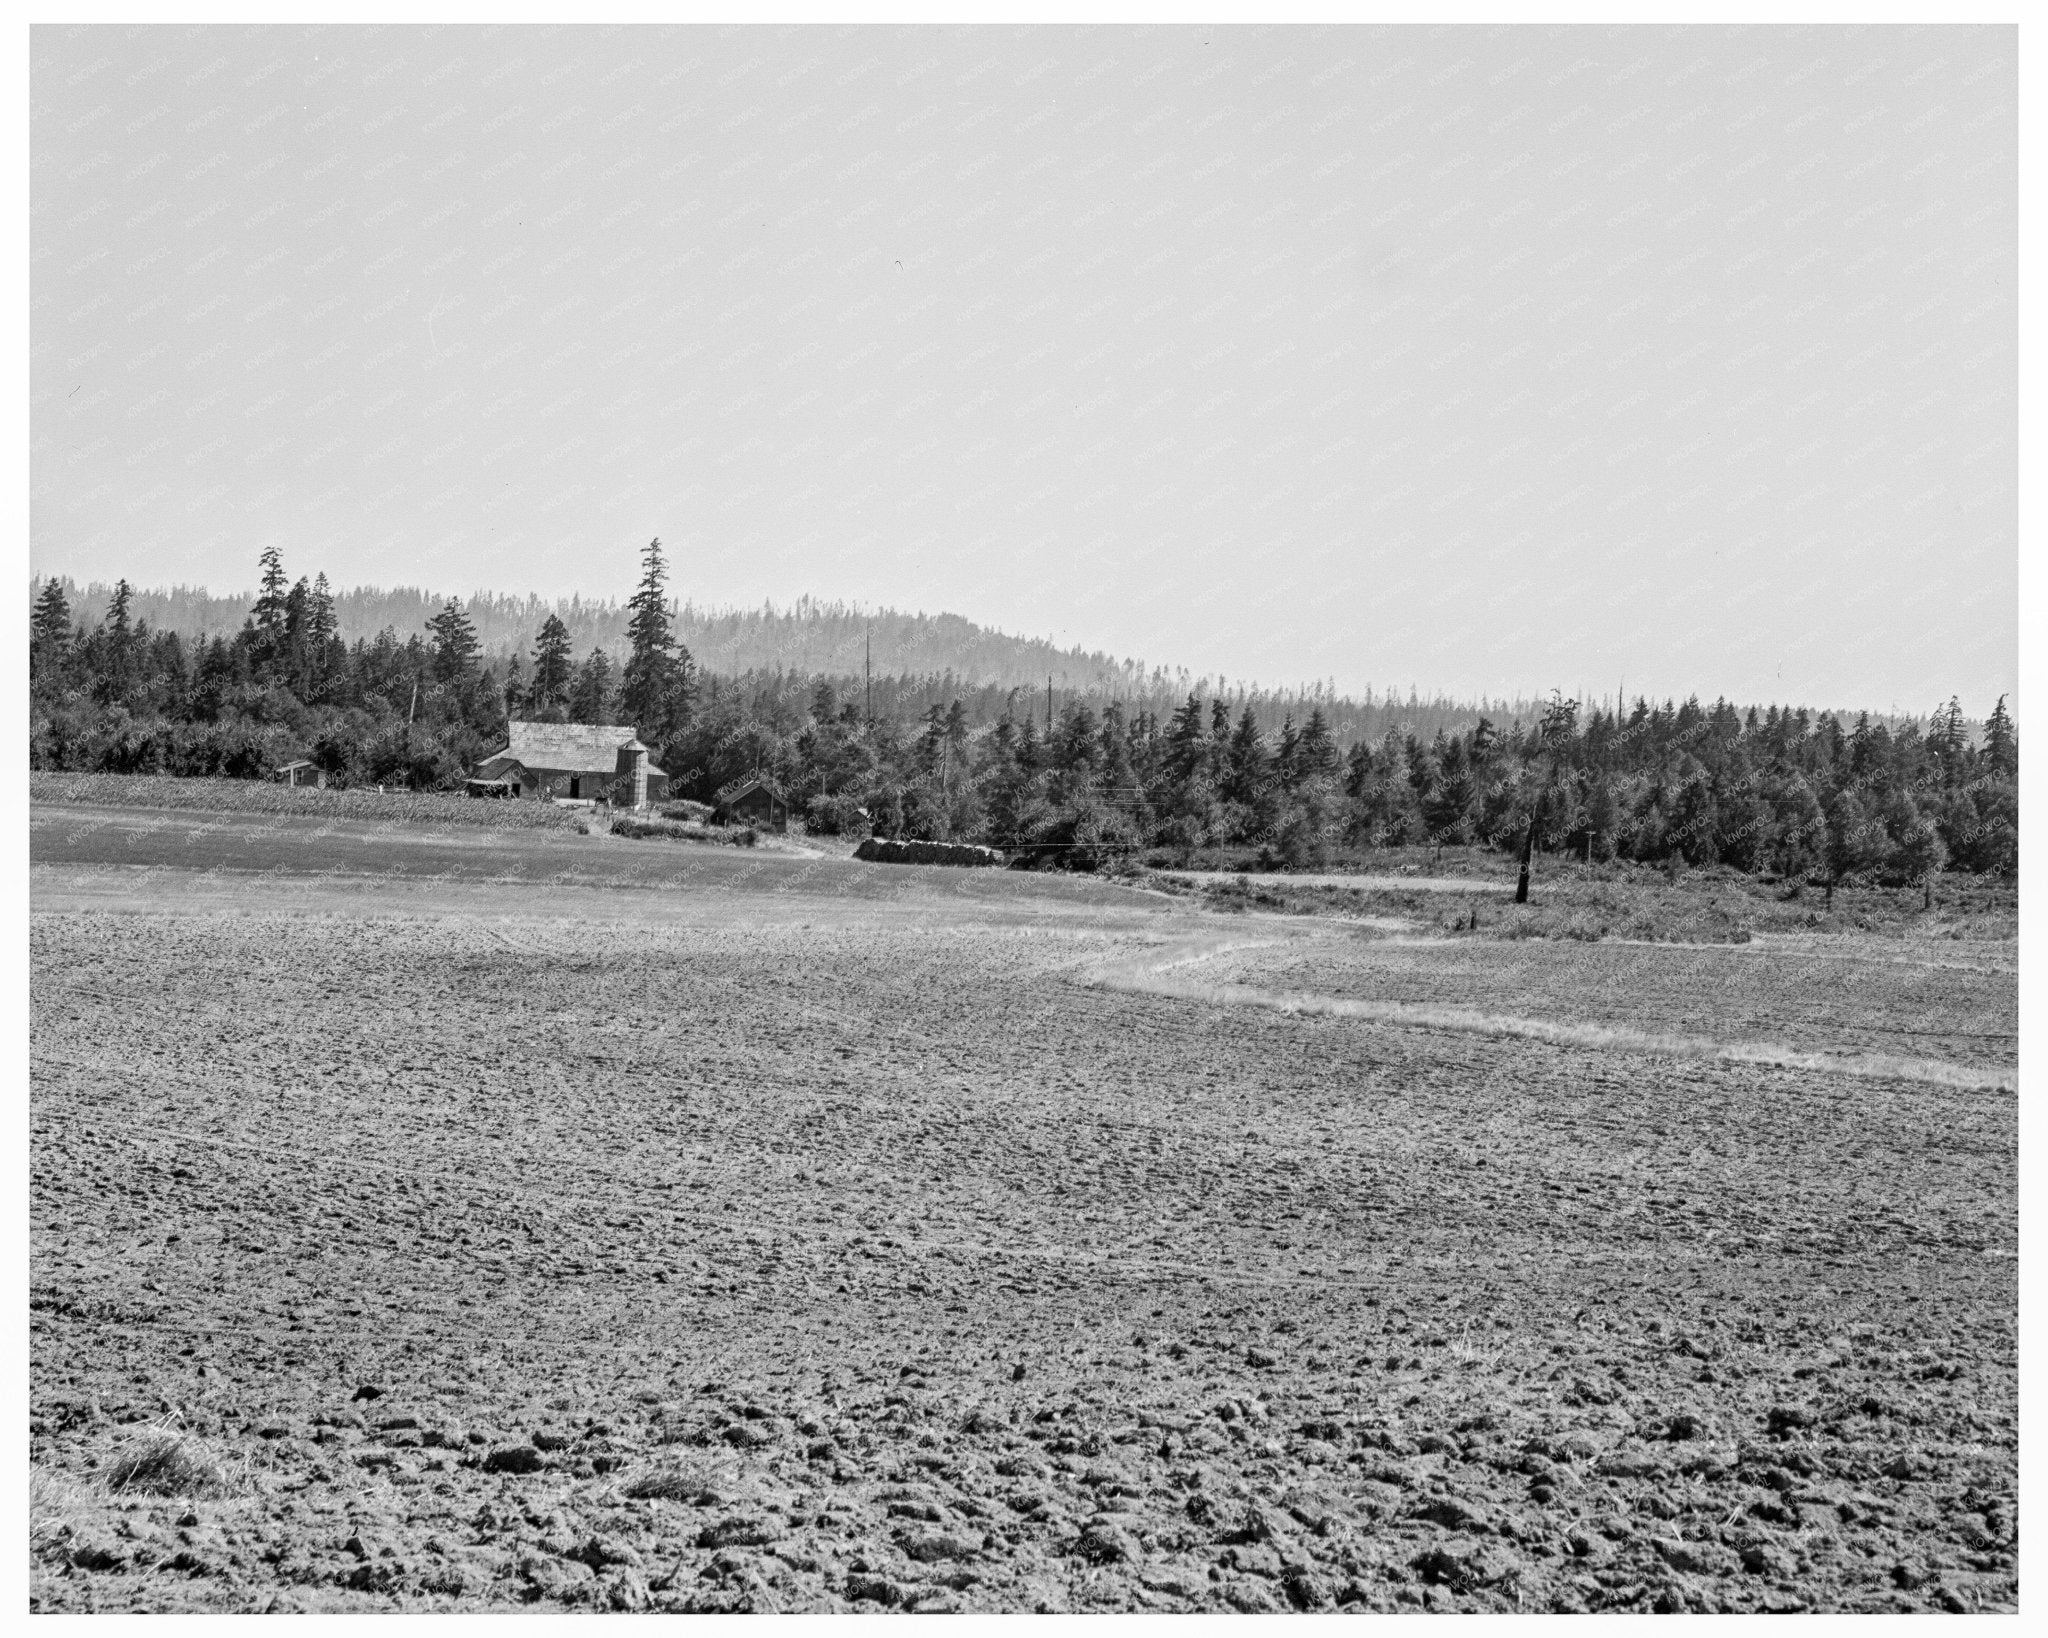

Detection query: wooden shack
(276, 759), (325, 789)
(714, 775), (785, 830)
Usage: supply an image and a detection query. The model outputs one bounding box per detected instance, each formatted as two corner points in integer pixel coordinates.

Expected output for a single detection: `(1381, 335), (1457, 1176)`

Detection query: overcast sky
(31, 24), (2016, 715)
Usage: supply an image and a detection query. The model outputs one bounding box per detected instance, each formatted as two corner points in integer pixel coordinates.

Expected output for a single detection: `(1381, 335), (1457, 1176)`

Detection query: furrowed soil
(30, 802), (2018, 1612)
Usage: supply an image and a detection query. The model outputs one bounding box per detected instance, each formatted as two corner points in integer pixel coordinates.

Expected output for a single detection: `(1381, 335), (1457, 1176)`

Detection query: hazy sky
(32, 24), (2016, 714)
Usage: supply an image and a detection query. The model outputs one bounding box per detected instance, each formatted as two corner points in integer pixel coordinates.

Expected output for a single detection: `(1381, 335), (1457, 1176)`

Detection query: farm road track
(1086, 935), (2016, 1092)
(29, 813), (2018, 1612)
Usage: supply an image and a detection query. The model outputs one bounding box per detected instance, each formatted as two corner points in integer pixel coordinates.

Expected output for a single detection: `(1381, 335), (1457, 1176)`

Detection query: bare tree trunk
(1515, 801), (1540, 904)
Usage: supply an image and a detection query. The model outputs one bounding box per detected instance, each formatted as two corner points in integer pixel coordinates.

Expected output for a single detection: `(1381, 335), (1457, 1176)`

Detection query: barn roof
(492, 721), (644, 774)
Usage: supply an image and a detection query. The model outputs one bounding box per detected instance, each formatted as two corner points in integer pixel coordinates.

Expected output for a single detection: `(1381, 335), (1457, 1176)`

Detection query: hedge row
(612, 814), (758, 847)
(854, 837), (1007, 868)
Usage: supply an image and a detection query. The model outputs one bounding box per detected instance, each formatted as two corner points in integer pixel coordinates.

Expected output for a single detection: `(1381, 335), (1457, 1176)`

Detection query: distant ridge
(31, 574), (1540, 740)
(34, 577), (1157, 689)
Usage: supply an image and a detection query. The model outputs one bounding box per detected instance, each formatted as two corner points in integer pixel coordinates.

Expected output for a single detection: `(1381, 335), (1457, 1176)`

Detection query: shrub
(612, 814), (757, 847)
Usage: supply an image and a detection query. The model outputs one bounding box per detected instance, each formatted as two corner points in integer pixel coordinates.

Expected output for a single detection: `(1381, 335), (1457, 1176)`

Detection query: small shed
(276, 760), (325, 789)
(714, 775), (785, 830)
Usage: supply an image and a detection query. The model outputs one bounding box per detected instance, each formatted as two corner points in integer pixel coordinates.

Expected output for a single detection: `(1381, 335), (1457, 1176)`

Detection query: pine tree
(1223, 707), (1266, 805)
(1847, 711), (1876, 778)
(31, 580), (73, 656)
(1015, 710), (1041, 772)
(1296, 706), (1340, 784)
(919, 701), (949, 775)
(426, 598), (480, 683)
(1165, 693), (1208, 785)
(91, 579), (139, 706)
(105, 578), (133, 640)
(250, 546), (289, 670)
(1980, 695), (2016, 780)
(284, 577), (310, 641)
(1274, 714), (1302, 791)
(621, 536), (693, 743)
(569, 647), (614, 724)
(1422, 753), (1475, 846)
(1470, 715), (1498, 766)
(1344, 739), (1373, 801)
(529, 614), (574, 711)
(308, 572), (338, 646)
(501, 652), (528, 717)
(301, 572), (340, 703)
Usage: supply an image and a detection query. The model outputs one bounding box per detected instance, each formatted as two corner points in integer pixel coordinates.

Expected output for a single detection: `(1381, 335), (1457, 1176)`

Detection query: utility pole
(1046, 674), (1053, 735)
(865, 624), (872, 729)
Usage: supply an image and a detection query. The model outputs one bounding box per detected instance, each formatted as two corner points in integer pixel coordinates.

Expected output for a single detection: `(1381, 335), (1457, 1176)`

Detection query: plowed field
(29, 803), (2018, 1612)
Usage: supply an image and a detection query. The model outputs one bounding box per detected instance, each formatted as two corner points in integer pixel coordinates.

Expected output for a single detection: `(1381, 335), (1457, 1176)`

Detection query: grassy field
(28, 793), (2017, 1612)
(1143, 855), (2018, 948)
(30, 772), (592, 833)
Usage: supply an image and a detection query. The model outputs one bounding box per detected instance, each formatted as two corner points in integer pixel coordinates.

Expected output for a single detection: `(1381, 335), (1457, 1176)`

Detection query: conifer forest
(27, 541), (2017, 883)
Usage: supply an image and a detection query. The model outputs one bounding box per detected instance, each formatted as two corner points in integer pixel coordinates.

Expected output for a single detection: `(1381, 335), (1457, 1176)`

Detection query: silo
(618, 737), (650, 810)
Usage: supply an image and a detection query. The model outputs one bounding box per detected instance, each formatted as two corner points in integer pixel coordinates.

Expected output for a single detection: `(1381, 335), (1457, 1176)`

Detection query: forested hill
(30, 575), (1534, 744)
(30, 576), (1172, 684)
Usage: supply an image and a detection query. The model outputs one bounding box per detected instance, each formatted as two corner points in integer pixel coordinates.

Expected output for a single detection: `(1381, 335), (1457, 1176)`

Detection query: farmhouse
(469, 721), (669, 807)
(276, 759), (325, 789)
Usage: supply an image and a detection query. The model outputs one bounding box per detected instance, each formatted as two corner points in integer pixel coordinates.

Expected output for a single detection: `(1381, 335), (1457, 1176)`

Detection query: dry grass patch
(102, 1424), (235, 1498)
(29, 1462), (97, 1555)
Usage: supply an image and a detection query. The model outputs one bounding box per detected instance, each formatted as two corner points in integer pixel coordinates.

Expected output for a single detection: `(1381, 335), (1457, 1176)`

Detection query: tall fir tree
(1983, 695), (2017, 780)
(250, 546), (289, 673)
(105, 578), (134, 640)
(1296, 706), (1341, 785)
(1165, 692), (1209, 785)
(94, 579), (139, 706)
(1224, 707), (1267, 805)
(30, 580), (72, 681)
(308, 572), (339, 645)
(529, 613), (574, 711)
(620, 536), (693, 743)
(32, 580), (73, 649)
(426, 598), (480, 683)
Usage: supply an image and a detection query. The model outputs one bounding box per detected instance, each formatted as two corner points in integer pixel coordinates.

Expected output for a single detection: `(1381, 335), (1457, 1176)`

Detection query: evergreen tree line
(30, 553), (2018, 882)
(30, 571), (1532, 746)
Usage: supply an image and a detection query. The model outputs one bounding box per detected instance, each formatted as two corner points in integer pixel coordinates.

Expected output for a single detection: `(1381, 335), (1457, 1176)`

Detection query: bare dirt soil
(29, 802), (2017, 1612)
